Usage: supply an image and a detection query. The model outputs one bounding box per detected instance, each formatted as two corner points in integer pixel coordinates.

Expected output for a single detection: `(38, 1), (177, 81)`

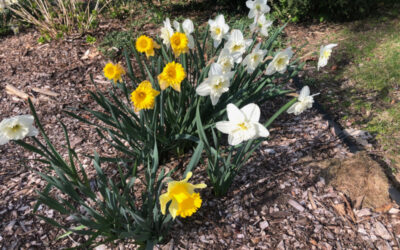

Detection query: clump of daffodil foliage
(8, 0), (338, 248)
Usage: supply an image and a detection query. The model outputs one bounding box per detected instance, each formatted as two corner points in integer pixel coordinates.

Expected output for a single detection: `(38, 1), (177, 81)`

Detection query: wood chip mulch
(0, 30), (399, 249)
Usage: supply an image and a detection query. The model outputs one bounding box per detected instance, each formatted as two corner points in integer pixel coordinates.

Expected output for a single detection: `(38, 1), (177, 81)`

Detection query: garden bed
(1, 27), (399, 249)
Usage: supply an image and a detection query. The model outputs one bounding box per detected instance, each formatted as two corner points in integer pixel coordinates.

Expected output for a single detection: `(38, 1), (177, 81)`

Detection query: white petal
(226, 103), (245, 123)
(254, 123), (269, 137)
(196, 82), (211, 96)
(216, 14), (225, 25)
(0, 135), (9, 145)
(216, 121), (234, 134)
(209, 63), (223, 76)
(17, 115), (35, 126)
(213, 39), (221, 48)
(210, 93), (220, 106)
(27, 127), (39, 137)
(182, 19), (194, 34)
(173, 20), (180, 32)
(231, 29), (243, 42)
(299, 86), (310, 101)
(241, 103), (260, 122)
(188, 35), (195, 49)
(325, 43), (337, 50)
(265, 62), (276, 75)
(287, 102), (299, 114)
(228, 132), (244, 146)
(284, 47), (294, 58)
(246, 1), (254, 9)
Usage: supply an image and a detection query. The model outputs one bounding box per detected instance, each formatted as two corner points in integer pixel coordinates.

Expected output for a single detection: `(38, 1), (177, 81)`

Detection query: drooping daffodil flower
(318, 43), (337, 70)
(265, 47), (293, 75)
(242, 43), (267, 74)
(0, 115), (38, 145)
(287, 86), (319, 115)
(196, 63), (234, 105)
(208, 14), (230, 48)
(246, 0), (270, 19)
(249, 14), (273, 37)
(159, 171), (206, 219)
(224, 29), (252, 64)
(160, 18), (174, 48)
(216, 103), (269, 146)
(173, 19), (195, 49)
(217, 48), (235, 73)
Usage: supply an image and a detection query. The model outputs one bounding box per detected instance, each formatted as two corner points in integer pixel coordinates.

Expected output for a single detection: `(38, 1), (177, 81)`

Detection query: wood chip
(5, 84), (32, 100)
(31, 87), (59, 97)
(308, 191), (317, 210)
(288, 199), (305, 212)
(374, 221), (392, 240)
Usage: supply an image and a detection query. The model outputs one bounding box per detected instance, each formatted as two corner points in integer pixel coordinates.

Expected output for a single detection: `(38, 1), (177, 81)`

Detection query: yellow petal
(169, 200), (179, 219)
(159, 193), (171, 215)
(184, 171), (192, 182)
(193, 183), (207, 189)
(171, 82), (181, 92)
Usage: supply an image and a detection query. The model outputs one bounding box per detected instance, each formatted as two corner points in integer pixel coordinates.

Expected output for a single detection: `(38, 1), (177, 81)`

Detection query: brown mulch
(0, 26), (399, 250)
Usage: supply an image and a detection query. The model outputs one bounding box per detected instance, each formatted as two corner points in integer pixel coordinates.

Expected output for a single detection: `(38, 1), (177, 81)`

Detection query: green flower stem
(264, 97), (297, 128)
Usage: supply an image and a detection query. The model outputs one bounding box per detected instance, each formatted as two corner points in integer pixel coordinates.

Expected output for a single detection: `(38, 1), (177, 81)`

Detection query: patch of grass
(307, 3), (400, 173)
(98, 30), (133, 60)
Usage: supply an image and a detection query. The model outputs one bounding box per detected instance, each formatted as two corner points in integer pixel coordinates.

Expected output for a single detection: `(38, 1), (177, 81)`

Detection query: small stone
(237, 233), (244, 239)
(388, 208), (400, 214)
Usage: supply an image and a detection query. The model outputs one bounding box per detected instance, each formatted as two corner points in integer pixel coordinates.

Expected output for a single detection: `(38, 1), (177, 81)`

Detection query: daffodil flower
(160, 18), (174, 48)
(0, 115), (38, 145)
(287, 86), (319, 115)
(246, 0), (270, 19)
(208, 14), (230, 48)
(265, 47), (293, 75)
(159, 171), (206, 219)
(318, 43), (337, 70)
(216, 103), (269, 146)
(196, 63), (234, 105)
(242, 43), (267, 74)
(217, 49), (235, 73)
(249, 14), (273, 37)
(173, 19), (195, 49)
(224, 29), (252, 64)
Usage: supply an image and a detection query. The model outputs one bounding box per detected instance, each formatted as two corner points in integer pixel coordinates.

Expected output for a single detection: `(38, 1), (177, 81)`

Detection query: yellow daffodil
(159, 171), (206, 219)
(170, 32), (189, 57)
(157, 62), (186, 92)
(103, 62), (126, 83)
(130, 80), (160, 112)
(135, 35), (160, 58)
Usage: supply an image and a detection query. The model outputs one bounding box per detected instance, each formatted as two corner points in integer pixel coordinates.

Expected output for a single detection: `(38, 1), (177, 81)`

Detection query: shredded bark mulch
(0, 29), (399, 250)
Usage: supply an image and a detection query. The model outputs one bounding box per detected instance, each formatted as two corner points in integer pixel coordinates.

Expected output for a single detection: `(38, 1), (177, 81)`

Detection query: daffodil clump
(7, 0), (341, 248)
